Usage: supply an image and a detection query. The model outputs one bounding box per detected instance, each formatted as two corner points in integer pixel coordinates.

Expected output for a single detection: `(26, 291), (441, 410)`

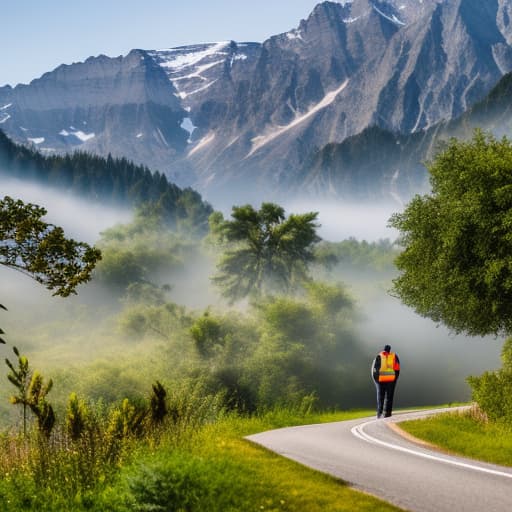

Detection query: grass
(0, 408), (405, 511)
(120, 410), (404, 512)
(399, 408), (512, 467)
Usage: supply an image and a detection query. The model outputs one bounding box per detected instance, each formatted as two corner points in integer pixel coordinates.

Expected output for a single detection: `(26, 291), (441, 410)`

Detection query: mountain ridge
(2, 0), (512, 204)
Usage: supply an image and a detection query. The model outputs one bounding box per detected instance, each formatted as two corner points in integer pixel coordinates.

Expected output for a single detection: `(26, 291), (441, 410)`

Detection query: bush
(128, 451), (246, 512)
(468, 337), (512, 424)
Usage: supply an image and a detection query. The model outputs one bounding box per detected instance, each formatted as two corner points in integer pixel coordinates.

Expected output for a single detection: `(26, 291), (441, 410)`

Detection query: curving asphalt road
(246, 407), (512, 512)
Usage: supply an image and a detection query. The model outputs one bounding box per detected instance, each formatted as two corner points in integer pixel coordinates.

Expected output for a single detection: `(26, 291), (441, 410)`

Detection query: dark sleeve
(395, 354), (400, 380)
(372, 355), (381, 382)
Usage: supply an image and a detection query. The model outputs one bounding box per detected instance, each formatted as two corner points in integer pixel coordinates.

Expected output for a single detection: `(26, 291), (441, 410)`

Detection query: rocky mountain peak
(2, 0), (512, 204)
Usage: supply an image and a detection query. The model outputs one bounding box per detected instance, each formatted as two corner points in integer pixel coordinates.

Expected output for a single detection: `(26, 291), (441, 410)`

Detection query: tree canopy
(211, 203), (320, 302)
(0, 196), (101, 297)
(389, 131), (512, 336)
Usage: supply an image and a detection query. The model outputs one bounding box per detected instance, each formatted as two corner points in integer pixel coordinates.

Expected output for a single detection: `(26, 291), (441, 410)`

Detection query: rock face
(0, 50), (188, 175)
(2, 0), (512, 204)
(297, 71), (512, 204)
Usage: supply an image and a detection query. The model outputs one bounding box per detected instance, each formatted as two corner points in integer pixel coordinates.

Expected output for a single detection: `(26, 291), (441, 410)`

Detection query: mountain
(295, 71), (512, 203)
(2, 0), (512, 204)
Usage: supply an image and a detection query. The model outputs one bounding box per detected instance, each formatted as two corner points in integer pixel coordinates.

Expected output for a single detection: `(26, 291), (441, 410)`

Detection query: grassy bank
(399, 409), (512, 467)
(0, 409), (404, 511)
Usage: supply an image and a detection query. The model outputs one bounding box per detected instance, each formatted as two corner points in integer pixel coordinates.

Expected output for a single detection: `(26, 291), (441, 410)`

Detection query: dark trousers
(375, 380), (397, 417)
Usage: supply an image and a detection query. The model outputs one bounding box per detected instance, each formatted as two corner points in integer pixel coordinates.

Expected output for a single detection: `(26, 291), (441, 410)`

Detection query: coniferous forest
(0, 130), (212, 234)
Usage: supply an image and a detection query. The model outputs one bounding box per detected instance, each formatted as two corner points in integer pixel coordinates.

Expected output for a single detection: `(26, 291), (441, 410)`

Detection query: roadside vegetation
(399, 407), (512, 467)
(0, 193), (407, 510)
(0, 404), (405, 512)
(392, 131), (512, 465)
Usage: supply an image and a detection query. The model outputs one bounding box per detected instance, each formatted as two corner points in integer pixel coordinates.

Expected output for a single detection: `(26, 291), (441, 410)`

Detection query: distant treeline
(0, 130), (213, 234)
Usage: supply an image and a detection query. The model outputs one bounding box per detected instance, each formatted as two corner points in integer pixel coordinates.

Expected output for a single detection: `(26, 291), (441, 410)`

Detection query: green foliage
(400, 409), (512, 467)
(390, 130), (512, 336)
(107, 398), (148, 440)
(94, 208), (194, 293)
(247, 282), (364, 409)
(119, 301), (191, 342)
(0, 196), (101, 297)
(468, 338), (512, 424)
(314, 238), (398, 273)
(127, 451), (250, 512)
(5, 346), (31, 436)
(0, 393), (394, 512)
(27, 371), (55, 438)
(190, 311), (225, 357)
(212, 203), (320, 302)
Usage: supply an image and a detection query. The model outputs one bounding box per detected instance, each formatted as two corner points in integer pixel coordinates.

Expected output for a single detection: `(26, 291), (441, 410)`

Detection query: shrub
(468, 337), (512, 424)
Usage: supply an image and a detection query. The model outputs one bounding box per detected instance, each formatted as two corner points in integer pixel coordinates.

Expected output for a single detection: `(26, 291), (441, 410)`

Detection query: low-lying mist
(0, 181), (505, 426)
(0, 176), (132, 243)
(284, 199), (401, 242)
(354, 288), (502, 407)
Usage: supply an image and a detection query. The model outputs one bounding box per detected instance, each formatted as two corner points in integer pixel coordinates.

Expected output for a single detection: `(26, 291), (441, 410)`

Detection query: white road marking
(351, 419), (512, 480)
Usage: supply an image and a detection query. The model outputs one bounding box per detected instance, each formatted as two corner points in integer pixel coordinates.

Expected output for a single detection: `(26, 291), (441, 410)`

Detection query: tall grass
(0, 392), (399, 511)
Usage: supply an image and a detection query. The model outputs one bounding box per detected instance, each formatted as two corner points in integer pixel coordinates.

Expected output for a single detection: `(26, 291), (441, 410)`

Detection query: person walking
(372, 344), (400, 418)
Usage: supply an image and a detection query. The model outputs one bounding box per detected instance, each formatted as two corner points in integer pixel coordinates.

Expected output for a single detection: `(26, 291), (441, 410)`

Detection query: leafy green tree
(0, 196), (101, 297)
(390, 131), (512, 336)
(212, 203), (320, 302)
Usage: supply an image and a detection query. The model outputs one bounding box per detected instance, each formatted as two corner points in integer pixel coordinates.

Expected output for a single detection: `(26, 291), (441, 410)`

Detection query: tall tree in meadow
(212, 203), (320, 302)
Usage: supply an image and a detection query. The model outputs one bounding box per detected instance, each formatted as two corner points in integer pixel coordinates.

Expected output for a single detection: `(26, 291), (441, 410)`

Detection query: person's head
(384, 344), (391, 353)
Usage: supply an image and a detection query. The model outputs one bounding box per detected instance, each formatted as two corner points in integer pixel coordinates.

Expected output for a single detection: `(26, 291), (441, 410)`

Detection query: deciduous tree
(0, 196), (101, 297)
(390, 131), (512, 336)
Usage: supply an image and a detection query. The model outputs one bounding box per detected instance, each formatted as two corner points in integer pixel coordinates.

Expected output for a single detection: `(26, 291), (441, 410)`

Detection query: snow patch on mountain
(286, 29), (303, 41)
(373, 5), (405, 26)
(178, 80), (218, 99)
(0, 114), (10, 124)
(181, 117), (197, 142)
(172, 60), (225, 82)
(27, 137), (44, 144)
(154, 42), (230, 71)
(59, 128), (95, 141)
(247, 79), (349, 157)
(188, 132), (215, 156)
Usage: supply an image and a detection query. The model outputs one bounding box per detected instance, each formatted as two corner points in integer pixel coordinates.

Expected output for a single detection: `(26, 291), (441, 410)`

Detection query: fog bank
(284, 200), (400, 242)
(0, 176), (132, 243)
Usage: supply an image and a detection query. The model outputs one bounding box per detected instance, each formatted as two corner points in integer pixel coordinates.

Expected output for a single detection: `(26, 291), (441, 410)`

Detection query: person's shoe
(377, 413), (382, 419)
(384, 413), (392, 418)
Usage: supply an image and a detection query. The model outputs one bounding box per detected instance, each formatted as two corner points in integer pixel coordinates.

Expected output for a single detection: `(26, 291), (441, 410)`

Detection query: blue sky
(1, 0), (325, 87)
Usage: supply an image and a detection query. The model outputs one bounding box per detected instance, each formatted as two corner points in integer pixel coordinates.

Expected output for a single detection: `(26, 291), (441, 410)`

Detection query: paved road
(246, 408), (512, 512)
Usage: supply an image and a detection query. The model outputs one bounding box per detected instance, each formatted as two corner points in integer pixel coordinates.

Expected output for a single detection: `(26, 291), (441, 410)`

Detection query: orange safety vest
(378, 351), (399, 383)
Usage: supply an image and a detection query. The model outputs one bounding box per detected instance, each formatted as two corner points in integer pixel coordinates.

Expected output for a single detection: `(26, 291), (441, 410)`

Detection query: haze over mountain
(2, 0), (512, 205)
